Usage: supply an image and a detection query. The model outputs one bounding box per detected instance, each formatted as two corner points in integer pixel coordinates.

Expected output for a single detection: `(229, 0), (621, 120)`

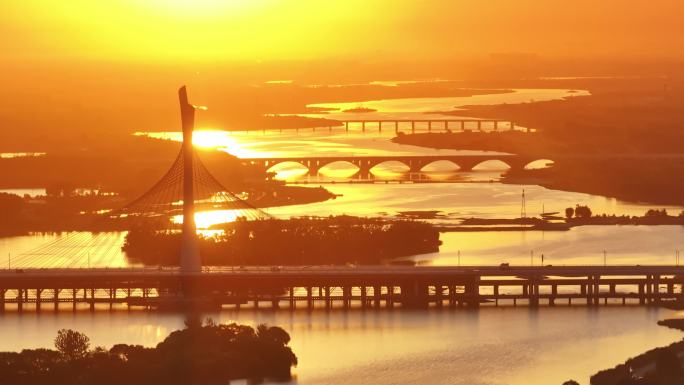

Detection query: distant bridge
(240, 154), (543, 176)
(231, 118), (520, 134)
(338, 119), (518, 133)
(1, 265), (683, 311)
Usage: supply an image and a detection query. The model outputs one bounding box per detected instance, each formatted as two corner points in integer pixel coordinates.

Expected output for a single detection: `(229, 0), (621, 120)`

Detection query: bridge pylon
(178, 86), (201, 274)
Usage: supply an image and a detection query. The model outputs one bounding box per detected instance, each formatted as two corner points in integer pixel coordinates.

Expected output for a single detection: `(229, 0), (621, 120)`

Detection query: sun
(137, 0), (272, 18)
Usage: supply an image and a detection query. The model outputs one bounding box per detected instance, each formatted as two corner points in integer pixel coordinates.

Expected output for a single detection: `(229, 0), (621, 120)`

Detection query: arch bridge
(241, 154), (545, 176)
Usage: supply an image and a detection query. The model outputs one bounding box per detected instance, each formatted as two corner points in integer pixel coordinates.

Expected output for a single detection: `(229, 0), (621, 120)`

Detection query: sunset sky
(3, 0), (683, 63)
(2, 0), (683, 142)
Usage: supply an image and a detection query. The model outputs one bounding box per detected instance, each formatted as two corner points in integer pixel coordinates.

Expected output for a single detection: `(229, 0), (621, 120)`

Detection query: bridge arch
(317, 160), (360, 177)
(266, 161), (310, 178)
(369, 160), (411, 175)
(419, 160), (461, 172)
(470, 159), (512, 171)
(523, 159), (555, 170)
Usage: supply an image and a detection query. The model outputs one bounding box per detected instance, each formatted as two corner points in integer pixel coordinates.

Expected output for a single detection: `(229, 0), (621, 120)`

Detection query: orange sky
(2, 0), (683, 63)
(2, 0), (683, 144)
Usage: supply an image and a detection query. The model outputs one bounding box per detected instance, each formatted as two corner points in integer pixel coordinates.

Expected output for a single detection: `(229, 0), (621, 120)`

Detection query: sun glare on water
(136, 130), (269, 158)
(172, 210), (243, 229)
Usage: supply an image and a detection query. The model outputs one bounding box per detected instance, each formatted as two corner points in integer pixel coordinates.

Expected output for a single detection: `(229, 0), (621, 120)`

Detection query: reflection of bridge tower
(179, 86), (201, 273)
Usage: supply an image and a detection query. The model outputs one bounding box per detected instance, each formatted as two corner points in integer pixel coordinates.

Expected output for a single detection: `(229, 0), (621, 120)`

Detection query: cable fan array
(113, 148), (271, 223)
(8, 149), (271, 269)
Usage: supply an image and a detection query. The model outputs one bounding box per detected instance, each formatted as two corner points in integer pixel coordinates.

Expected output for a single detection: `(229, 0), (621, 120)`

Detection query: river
(2, 87), (683, 384)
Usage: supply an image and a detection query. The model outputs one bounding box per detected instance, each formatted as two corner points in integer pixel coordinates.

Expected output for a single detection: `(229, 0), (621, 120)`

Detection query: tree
(54, 329), (90, 361)
(575, 204), (592, 219)
(562, 381), (580, 385)
(565, 207), (574, 219)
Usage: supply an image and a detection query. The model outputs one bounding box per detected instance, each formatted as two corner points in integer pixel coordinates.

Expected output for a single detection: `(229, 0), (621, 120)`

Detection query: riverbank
(590, 318), (684, 385)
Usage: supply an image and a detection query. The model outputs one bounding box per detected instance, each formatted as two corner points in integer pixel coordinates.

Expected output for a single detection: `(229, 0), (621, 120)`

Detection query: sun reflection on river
(171, 209), (244, 229)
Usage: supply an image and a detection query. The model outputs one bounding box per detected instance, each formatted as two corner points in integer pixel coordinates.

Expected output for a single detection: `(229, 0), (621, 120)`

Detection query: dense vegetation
(0, 193), (27, 236)
(0, 321), (297, 385)
(123, 216), (441, 266)
(590, 341), (684, 385)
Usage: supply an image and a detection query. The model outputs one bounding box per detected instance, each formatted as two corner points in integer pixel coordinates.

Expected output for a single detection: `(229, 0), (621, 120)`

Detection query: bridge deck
(0, 266), (681, 311)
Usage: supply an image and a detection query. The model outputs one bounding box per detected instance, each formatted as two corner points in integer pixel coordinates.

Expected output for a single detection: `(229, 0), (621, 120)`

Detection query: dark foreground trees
(0, 322), (297, 385)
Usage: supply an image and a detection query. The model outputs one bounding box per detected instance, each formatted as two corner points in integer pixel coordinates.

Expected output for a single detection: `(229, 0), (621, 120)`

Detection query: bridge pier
(528, 281), (539, 307)
(400, 282), (429, 309)
(17, 289), (24, 312)
(342, 287), (351, 309)
(653, 275), (661, 304)
(325, 287), (331, 309)
(306, 287), (313, 309)
(53, 289), (60, 311)
(464, 277), (480, 308)
(373, 286), (381, 307)
(360, 286), (368, 308)
(36, 288), (43, 312)
(449, 285), (457, 307)
(90, 288), (95, 311)
(435, 286), (444, 308)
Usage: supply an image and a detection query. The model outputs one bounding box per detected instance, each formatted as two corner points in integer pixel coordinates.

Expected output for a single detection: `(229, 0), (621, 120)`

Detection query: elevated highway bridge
(1, 265), (682, 311)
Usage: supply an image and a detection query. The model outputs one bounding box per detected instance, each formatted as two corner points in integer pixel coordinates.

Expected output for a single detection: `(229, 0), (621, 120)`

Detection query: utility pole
(530, 250), (534, 266)
(7, 252), (10, 269)
(457, 250), (461, 266)
(521, 189), (527, 219)
(603, 250), (607, 266)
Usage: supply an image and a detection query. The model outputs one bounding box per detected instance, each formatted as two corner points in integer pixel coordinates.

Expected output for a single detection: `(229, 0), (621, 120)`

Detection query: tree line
(0, 320), (297, 385)
(123, 216), (441, 266)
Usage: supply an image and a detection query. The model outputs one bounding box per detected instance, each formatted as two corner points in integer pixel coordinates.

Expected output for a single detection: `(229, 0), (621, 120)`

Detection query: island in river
(122, 216), (441, 266)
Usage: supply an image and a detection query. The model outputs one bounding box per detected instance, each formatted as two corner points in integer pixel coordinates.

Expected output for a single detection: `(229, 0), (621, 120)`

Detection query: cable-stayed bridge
(9, 86), (269, 270)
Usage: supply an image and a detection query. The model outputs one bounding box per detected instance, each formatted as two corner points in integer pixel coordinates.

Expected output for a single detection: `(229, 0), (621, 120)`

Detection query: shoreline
(590, 317), (684, 385)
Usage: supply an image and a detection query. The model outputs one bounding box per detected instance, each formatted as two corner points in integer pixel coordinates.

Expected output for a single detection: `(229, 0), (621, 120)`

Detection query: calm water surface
(2, 88), (682, 384)
(0, 308), (681, 385)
